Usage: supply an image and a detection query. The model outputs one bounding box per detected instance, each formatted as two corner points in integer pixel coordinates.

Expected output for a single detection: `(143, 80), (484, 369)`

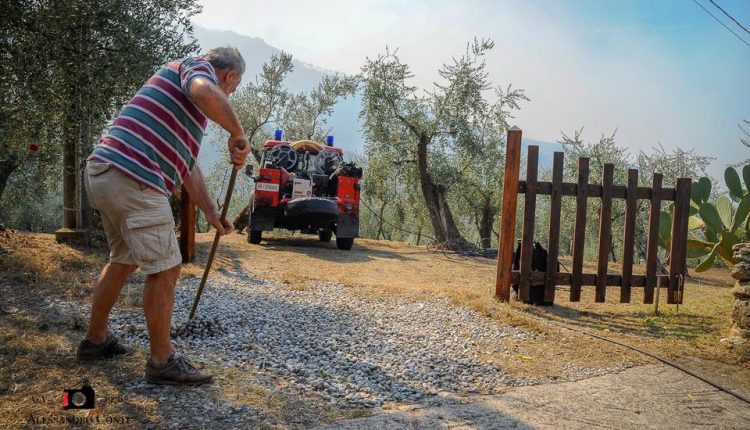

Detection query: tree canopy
(360, 39), (526, 249)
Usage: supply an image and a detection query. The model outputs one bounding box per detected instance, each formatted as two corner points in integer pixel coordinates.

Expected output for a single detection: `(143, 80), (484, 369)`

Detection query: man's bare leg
(143, 264), (181, 365)
(85, 262), (138, 344)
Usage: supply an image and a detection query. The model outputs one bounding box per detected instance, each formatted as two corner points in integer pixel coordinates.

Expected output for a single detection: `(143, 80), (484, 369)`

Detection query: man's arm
(189, 77), (250, 167)
(182, 165), (233, 235)
(189, 77), (243, 136)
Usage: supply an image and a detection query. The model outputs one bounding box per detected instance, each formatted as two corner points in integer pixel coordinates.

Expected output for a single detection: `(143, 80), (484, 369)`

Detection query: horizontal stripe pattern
(88, 57), (218, 196)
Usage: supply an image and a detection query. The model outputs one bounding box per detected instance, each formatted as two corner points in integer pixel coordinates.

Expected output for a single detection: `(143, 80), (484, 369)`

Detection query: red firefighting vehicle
(245, 132), (361, 250)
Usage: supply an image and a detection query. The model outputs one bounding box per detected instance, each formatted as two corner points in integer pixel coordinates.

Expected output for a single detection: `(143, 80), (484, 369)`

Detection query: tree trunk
(478, 198), (495, 249)
(416, 134), (469, 249)
(0, 155), (19, 201)
(610, 237), (617, 263)
(61, 24), (83, 230)
(568, 222), (575, 255)
(77, 112), (93, 230)
(62, 119), (78, 229)
(376, 201), (386, 240)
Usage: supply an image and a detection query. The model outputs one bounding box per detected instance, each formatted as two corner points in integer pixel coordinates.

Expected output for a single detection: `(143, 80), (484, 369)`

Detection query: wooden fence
(495, 127), (692, 305)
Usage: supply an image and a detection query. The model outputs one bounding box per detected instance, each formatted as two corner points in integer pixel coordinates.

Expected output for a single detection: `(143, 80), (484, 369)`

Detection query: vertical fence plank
(519, 146), (539, 302)
(596, 164), (615, 303)
(620, 169), (639, 303)
(644, 173), (663, 304)
(668, 178), (692, 304)
(495, 127), (523, 300)
(544, 152), (564, 304)
(570, 157), (590, 302)
(179, 185), (196, 263)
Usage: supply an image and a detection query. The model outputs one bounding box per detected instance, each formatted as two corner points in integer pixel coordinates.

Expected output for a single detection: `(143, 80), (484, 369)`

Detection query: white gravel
(109, 270), (626, 408)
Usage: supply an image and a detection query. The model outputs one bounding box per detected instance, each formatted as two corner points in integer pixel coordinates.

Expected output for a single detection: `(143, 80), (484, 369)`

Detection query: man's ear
(226, 69), (240, 83)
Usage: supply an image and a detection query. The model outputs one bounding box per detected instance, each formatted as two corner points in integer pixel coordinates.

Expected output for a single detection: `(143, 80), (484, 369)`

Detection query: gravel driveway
(110, 270), (630, 410)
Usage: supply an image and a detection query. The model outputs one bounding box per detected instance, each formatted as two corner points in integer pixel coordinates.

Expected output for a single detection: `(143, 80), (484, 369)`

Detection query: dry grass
(1, 228), (746, 428)
(0, 230), (367, 429)
(200, 231), (747, 374)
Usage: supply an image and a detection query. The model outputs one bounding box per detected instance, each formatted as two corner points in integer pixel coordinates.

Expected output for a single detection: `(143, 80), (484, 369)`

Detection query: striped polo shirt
(88, 57), (219, 196)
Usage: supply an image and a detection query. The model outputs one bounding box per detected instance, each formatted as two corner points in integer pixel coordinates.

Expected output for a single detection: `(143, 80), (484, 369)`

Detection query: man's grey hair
(204, 46), (245, 75)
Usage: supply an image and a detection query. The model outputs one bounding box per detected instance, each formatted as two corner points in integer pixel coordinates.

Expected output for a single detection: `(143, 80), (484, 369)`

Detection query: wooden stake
(495, 127), (522, 301)
(189, 141), (247, 320)
(179, 184), (196, 263)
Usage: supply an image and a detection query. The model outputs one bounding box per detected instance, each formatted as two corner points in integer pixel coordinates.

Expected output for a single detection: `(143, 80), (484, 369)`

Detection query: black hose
(360, 198), (436, 242)
(518, 311), (750, 405)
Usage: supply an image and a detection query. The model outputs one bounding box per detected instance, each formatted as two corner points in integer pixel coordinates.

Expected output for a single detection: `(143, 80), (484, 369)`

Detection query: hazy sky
(195, 0), (750, 179)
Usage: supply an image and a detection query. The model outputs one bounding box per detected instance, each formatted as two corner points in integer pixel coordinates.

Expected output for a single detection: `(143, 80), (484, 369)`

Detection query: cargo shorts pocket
(87, 160), (112, 176)
(125, 211), (176, 262)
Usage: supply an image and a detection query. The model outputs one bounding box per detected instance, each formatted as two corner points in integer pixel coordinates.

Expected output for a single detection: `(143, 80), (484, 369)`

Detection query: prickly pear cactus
(687, 165), (750, 271)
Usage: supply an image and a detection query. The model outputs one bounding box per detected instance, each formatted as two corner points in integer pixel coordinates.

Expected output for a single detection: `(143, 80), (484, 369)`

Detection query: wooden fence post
(495, 127), (522, 301)
(570, 157), (590, 302)
(620, 169), (639, 303)
(179, 184), (196, 263)
(519, 146), (539, 302)
(544, 152), (564, 303)
(668, 178), (691, 304)
(595, 164), (614, 302)
(644, 173), (663, 304)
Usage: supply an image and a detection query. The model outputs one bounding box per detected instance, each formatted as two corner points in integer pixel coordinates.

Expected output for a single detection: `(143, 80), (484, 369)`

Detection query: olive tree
(360, 39), (525, 250)
(276, 74), (358, 142)
(231, 52), (294, 163)
(1, 0), (201, 231)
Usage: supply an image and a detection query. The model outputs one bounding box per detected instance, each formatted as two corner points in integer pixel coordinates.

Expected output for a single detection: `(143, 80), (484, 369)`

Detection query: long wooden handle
(189, 141), (247, 320)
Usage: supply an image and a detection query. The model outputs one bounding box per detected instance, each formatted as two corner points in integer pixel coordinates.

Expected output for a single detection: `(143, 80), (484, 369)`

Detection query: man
(76, 47), (250, 385)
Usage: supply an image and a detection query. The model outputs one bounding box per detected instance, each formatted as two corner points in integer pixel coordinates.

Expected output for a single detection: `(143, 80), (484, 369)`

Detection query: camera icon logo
(62, 383), (95, 410)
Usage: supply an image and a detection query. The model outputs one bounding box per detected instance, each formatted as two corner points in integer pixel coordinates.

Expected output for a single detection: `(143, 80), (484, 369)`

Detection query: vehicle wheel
(336, 237), (354, 250)
(249, 230), (262, 244)
(318, 229), (333, 242)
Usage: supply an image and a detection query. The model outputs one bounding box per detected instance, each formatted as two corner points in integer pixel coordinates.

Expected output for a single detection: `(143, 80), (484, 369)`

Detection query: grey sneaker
(76, 334), (129, 362)
(145, 352), (213, 385)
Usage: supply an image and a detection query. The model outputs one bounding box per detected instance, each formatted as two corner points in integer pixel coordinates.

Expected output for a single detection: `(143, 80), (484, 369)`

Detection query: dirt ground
(316, 364), (750, 430)
(1, 229), (748, 429)
(203, 231), (746, 371)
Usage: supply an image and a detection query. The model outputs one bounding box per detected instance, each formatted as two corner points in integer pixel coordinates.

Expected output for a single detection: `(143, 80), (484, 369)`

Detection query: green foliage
(278, 74), (358, 142)
(552, 134), (714, 264)
(231, 52), (294, 159)
(691, 177), (712, 205)
(1, 0), (201, 229)
(359, 39), (527, 247)
(725, 168), (743, 200)
(658, 211), (672, 251)
(559, 129), (631, 260)
(688, 165), (750, 271)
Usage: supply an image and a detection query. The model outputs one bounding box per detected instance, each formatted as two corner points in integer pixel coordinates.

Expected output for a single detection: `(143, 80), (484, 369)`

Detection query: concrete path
(316, 364), (750, 430)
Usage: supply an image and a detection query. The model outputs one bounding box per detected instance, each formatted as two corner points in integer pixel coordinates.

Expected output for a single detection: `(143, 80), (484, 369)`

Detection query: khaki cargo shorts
(84, 160), (182, 274)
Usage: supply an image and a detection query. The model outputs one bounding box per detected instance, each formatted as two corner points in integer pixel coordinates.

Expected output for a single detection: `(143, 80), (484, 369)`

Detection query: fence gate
(495, 127), (692, 305)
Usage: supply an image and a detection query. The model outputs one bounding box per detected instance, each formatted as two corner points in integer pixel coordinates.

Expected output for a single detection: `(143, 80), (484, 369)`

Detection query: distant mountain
(523, 138), (564, 170)
(193, 26), (561, 171)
